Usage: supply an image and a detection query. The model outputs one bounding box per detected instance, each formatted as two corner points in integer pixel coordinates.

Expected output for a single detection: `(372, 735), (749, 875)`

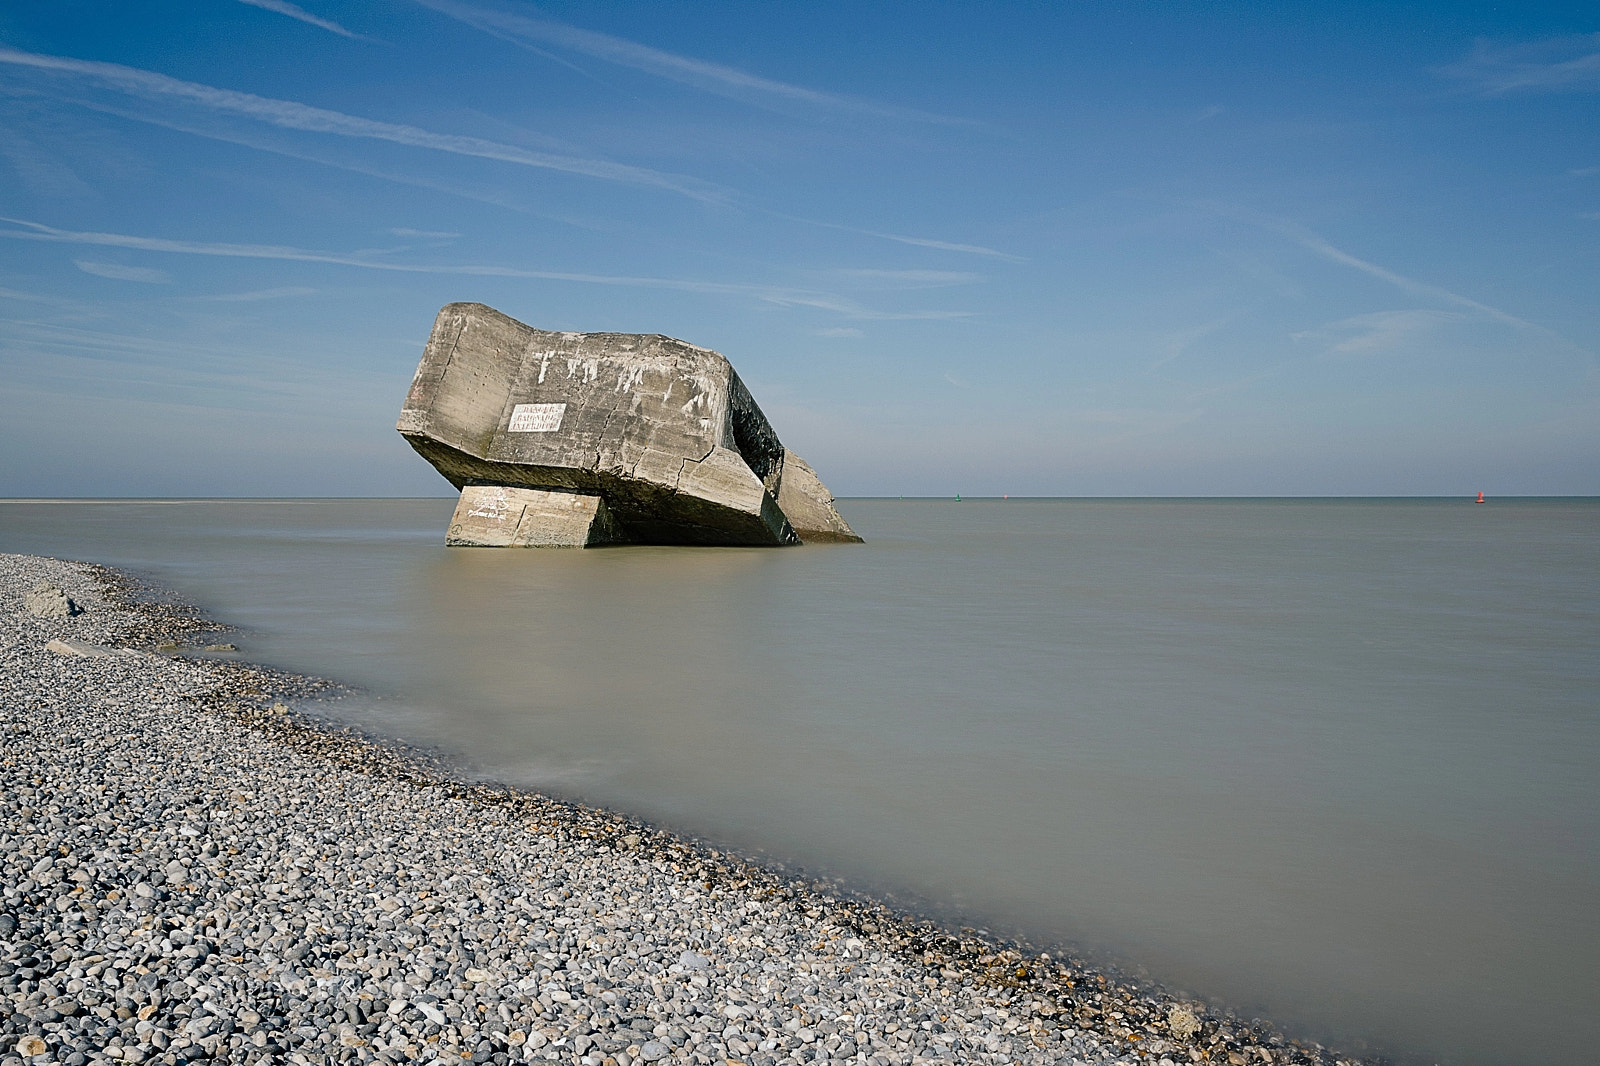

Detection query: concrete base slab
(446, 486), (624, 548)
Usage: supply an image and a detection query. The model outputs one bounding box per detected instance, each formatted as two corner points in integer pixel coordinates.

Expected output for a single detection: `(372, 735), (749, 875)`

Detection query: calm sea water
(2, 498), (1596, 1066)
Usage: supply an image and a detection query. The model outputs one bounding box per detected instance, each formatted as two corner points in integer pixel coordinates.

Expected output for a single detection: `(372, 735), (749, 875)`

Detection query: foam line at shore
(0, 552), (1365, 1066)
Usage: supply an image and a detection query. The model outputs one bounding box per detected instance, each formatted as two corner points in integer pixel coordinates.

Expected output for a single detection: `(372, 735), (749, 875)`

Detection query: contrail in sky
(235, 0), (362, 40)
(411, 0), (973, 125)
(0, 218), (971, 321)
(0, 46), (722, 202)
(1199, 200), (1543, 333)
(1283, 225), (1534, 330)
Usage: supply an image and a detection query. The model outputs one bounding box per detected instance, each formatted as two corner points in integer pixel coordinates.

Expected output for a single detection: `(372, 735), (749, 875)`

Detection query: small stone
(15, 1036), (47, 1058)
(676, 951), (709, 971)
(204, 643), (237, 652)
(25, 582), (78, 619)
(1167, 1006), (1201, 1040)
(638, 1041), (669, 1061)
(464, 967), (492, 983)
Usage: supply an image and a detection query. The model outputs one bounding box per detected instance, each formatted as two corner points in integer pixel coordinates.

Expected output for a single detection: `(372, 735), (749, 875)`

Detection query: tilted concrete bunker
(397, 303), (861, 547)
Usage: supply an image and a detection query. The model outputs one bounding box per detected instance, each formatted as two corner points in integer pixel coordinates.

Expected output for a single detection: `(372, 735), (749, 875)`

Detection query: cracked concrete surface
(398, 303), (860, 547)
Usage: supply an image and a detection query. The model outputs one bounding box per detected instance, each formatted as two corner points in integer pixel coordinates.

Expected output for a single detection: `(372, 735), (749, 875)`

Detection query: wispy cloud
(1, 217), (970, 320)
(0, 316), (376, 408)
(1438, 34), (1600, 95)
(1201, 201), (1539, 331)
(1167, 309), (1469, 409)
(411, 0), (969, 125)
(1146, 316), (1236, 375)
(1284, 224), (1534, 329)
(1190, 199), (1596, 363)
(74, 260), (171, 283)
(786, 215), (1024, 261)
(831, 268), (981, 287)
(0, 46), (722, 201)
(742, 290), (970, 321)
(1291, 310), (1460, 356)
(817, 327), (863, 338)
(867, 232), (1021, 261)
(0, 125), (94, 199)
(235, 0), (361, 40)
(192, 286), (317, 302)
(64, 96), (572, 217)
(389, 227), (460, 238)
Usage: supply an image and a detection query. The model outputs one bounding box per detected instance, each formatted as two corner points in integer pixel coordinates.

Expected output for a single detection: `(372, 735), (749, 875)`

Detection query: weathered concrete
(45, 636), (141, 659)
(775, 449), (862, 543)
(398, 303), (861, 546)
(446, 486), (625, 547)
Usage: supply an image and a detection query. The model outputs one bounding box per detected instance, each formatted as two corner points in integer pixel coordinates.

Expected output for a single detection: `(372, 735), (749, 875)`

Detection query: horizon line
(1, 494), (1592, 503)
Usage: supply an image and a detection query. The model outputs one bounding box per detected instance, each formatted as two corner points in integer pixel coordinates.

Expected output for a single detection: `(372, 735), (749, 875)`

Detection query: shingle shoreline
(0, 552), (1369, 1066)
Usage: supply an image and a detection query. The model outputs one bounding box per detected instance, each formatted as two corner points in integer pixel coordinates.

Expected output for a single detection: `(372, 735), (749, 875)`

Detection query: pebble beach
(0, 552), (1369, 1066)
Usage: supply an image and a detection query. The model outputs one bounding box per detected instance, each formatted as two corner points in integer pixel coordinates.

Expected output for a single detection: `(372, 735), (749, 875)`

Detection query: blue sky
(1, 0), (1596, 497)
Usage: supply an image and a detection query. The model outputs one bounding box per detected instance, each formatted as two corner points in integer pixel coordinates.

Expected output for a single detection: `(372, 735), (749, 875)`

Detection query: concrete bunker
(397, 303), (861, 547)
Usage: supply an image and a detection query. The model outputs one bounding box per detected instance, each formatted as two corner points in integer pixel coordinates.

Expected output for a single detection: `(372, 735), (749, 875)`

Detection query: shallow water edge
(0, 550), (1380, 1066)
(3, 498), (1596, 1066)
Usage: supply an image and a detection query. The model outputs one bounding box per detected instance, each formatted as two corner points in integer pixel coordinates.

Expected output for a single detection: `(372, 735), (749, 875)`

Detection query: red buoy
(1476, 491), (1485, 503)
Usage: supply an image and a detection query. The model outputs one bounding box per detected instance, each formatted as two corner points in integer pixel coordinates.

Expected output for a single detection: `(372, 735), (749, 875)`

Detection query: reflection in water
(2, 498), (1597, 1066)
(411, 547), (785, 794)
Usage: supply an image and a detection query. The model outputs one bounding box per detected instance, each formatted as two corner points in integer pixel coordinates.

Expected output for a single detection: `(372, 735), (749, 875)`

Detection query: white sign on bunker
(507, 403), (566, 432)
